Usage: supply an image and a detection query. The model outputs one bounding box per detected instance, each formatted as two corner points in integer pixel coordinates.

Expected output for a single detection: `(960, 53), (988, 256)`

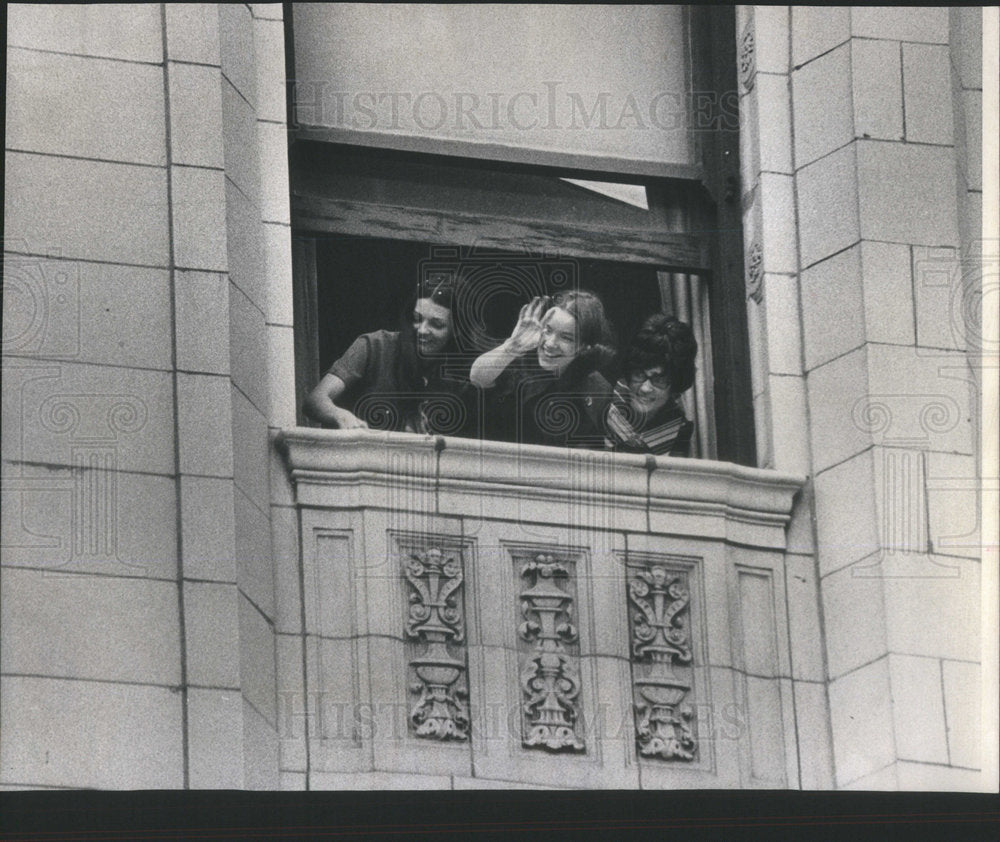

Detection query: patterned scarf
(604, 381), (692, 455)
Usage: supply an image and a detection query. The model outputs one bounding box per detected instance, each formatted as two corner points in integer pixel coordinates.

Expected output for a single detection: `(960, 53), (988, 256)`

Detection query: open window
(286, 4), (754, 465)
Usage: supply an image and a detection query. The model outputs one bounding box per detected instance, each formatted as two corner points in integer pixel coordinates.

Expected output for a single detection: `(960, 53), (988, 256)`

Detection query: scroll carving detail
(403, 547), (469, 741)
(518, 553), (585, 752)
(628, 565), (696, 760)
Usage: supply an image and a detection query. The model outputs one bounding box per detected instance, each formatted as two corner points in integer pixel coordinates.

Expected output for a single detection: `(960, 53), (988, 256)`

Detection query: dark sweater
(482, 355), (611, 449)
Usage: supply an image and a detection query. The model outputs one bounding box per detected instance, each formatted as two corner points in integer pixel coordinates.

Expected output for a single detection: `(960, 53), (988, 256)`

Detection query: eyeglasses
(628, 369), (670, 390)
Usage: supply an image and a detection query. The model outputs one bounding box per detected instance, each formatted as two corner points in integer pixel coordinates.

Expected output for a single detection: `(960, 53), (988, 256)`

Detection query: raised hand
(505, 296), (549, 354)
(469, 296), (552, 388)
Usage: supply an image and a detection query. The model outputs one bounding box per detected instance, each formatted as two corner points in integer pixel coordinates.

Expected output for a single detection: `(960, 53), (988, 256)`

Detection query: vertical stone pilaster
(778, 6), (984, 789)
(741, 3), (832, 790)
(164, 2), (248, 789)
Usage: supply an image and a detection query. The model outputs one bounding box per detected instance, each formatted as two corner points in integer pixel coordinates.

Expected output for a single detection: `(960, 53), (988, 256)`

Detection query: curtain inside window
(658, 270), (716, 460)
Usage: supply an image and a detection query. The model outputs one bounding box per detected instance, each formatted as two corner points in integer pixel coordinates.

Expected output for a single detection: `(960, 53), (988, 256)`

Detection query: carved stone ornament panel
(746, 240), (764, 303)
(627, 564), (696, 761)
(402, 544), (470, 741)
(739, 17), (756, 93)
(516, 551), (585, 752)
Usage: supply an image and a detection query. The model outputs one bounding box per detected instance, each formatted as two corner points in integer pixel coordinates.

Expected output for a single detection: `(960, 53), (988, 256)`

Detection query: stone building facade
(2, 5), (994, 790)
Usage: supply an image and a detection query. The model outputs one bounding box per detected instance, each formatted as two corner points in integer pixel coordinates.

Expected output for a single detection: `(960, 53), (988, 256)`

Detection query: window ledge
(277, 428), (805, 550)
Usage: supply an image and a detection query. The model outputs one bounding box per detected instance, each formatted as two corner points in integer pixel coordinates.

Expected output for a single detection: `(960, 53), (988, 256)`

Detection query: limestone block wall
(4, 4), (184, 789)
(737, 6), (984, 790)
(2, 3), (293, 789)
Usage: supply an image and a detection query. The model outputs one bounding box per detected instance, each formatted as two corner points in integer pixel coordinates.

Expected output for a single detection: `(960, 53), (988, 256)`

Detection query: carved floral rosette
(517, 553), (585, 752)
(627, 565), (696, 761)
(402, 546), (470, 741)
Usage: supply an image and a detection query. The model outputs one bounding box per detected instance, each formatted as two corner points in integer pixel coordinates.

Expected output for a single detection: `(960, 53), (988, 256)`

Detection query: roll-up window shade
(291, 4), (694, 173)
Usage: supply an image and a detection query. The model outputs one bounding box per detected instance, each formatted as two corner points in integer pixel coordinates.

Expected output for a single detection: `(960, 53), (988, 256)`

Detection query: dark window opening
(313, 236), (663, 378)
(294, 194), (719, 458)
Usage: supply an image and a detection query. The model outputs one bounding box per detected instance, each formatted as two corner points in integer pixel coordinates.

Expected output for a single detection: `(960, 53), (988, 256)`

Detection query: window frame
(285, 4), (755, 466)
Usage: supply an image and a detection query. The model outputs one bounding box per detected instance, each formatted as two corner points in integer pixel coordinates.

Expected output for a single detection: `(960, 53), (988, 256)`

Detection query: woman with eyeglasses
(304, 280), (474, 437)
(604, 313), (698, 456)
(469, 291), (615, 449)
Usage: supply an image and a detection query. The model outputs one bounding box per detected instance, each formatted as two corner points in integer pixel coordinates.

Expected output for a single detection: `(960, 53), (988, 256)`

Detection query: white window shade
(560, 179), (649, 210)
(292, 4), (695, 176)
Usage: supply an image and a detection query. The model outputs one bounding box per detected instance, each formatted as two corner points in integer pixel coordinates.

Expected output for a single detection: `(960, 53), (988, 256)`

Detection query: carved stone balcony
(278, 429), (804, 789)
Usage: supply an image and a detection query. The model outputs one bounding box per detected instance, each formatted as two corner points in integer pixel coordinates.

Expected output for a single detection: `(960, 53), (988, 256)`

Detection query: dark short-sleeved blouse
(326, 329), (474, 436)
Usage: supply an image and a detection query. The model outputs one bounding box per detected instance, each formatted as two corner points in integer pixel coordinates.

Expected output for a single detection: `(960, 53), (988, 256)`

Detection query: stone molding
(277, 430), (804, 550)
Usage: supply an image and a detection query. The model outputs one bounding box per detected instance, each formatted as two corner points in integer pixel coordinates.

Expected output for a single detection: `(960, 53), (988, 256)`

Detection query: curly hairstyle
(620, 313), (698, 394)
(550, 289), (616, 380)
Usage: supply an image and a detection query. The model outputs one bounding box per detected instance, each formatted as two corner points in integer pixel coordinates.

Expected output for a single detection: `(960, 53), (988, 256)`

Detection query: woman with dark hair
(604, 313), (698, 456)
(304, 280), (473, 437)
(470, 290), (615, 448)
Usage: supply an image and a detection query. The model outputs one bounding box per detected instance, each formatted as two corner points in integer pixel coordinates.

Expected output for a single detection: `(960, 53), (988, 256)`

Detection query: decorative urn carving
(628, 565), (696, 760)
(403, 547), (470, 741)
(518, 554), (585, 752)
